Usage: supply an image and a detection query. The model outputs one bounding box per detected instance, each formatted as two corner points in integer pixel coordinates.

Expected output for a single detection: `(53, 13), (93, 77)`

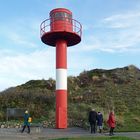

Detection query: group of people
(88, 108), (116, 136)
(21, 109), (115, 135)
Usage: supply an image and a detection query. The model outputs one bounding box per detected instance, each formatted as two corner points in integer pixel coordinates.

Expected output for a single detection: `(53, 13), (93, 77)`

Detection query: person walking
(107, 111), (116, 136)
(88, 108), (97, 133)
(21, 110), (30, 134)
(97, 112), (103, 133)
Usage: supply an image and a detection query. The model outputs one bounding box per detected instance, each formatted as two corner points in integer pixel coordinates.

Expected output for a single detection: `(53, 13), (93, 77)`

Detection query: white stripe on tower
(56, 69), (67, 90)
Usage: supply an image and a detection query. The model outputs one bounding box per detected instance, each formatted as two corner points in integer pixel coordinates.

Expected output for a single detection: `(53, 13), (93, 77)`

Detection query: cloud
(6, 31), (38, 48)
(80, 10), (140, 53)
(103, 11), (140, 29)
(0, 49), (55, 91)
(0, 17), (41, 49)
(102, 11), (140, 52)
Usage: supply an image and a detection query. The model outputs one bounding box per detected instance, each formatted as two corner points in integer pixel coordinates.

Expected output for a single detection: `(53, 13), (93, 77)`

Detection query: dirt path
(0, 127), (139, 140)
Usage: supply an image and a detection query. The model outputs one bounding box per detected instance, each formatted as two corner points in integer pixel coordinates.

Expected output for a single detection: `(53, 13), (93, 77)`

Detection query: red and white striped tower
(40, 8), (82, 129)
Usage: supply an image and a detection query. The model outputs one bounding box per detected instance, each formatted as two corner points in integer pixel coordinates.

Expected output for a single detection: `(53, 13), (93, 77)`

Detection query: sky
(0, 0), (140, 91)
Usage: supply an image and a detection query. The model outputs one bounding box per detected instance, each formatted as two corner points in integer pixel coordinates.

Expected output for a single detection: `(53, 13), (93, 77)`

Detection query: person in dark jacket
(21, 110), (30, 133)
(97, 112), (103, 133)
(88, 108), (97, 133)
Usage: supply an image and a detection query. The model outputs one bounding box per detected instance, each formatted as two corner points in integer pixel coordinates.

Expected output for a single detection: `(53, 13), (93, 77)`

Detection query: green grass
(42, 136), (136, 140)
(116, 112), (140, 132)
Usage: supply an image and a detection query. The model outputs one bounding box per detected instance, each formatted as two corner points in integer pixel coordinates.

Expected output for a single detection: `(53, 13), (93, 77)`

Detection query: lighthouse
(40, 8), (82, 129)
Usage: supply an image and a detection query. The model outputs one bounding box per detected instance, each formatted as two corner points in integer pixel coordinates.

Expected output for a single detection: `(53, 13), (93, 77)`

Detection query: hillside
(0, 65), (140, 131)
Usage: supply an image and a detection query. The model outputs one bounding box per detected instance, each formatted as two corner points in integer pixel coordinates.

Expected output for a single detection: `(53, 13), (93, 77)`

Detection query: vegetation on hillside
(0, 65), (140, 131)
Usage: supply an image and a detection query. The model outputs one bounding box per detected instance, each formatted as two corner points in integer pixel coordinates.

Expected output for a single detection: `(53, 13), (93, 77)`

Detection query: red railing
(40, 18), (82, 37)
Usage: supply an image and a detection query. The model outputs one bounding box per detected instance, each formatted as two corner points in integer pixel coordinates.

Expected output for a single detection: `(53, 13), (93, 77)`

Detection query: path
(0, 127), (139, 140)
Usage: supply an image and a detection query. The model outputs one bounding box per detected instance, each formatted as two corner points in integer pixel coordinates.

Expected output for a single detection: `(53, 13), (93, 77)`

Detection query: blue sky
(0, 0), (140, 91)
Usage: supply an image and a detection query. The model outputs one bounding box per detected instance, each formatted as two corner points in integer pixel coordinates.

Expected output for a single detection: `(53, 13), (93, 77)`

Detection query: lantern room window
(50, 12), (72, 22)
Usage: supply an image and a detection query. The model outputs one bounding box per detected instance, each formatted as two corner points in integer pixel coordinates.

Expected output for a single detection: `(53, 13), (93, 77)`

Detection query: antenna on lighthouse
(40, 8), (82, 129)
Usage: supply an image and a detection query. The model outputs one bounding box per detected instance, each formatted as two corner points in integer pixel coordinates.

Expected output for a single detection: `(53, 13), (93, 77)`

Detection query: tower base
(56, 90), (67, 128)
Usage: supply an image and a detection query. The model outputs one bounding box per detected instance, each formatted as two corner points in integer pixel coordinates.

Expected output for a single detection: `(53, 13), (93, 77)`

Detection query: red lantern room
(40, 8), (82, 46)
(50, 8), (73, 32)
